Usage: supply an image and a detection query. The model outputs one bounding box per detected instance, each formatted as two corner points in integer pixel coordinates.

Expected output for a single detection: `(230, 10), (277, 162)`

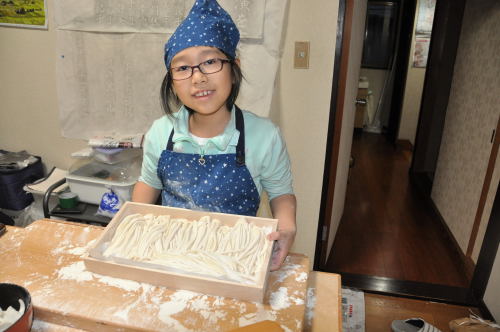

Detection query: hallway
(325, 132), (469, 287)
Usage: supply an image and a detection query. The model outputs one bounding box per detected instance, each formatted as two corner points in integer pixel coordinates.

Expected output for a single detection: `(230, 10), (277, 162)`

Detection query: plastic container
(65, 157), (141, 205)
(92, 148), (142, 165)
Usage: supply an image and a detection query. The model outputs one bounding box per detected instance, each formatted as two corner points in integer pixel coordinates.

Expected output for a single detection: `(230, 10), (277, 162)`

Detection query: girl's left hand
(267, 227), (296, 271)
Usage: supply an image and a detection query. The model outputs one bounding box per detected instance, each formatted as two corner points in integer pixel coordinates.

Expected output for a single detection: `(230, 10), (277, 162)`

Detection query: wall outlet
(294, 41), (310, 69)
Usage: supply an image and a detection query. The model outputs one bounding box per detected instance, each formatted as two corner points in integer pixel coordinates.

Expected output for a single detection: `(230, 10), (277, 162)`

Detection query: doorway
(324, 0), (469, 287)
(313, 0), (499, 306)
(322, 0), (456, 284)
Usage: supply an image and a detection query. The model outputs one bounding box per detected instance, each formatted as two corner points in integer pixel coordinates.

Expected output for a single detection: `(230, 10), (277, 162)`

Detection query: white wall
(0, 0), (87, 171)
(274, 1), (338, 262)
(398, 0), (426, 145)
(0, 0), (338, 263)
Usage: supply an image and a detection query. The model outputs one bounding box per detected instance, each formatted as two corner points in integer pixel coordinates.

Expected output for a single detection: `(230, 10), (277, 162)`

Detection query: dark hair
(160, 52), (243, 116)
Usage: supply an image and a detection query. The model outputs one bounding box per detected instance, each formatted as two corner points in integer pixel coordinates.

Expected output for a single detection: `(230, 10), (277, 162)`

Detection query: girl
(132, 0), (296, 271)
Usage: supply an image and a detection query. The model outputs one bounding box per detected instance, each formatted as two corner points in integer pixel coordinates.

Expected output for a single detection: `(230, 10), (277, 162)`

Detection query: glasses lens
(200, 59), (223, 74)
(171, 66), (191, 80)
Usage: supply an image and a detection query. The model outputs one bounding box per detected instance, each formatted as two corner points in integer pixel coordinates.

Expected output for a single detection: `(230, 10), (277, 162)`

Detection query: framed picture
(0, 0), (47, 29)
(413, 35), (431, 68)
(412, 0), (436, 68)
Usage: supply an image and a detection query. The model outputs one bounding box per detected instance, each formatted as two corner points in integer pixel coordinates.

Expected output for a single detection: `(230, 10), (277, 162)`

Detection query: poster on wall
(413, 0), (435, 68)
(413, 35), (431, 68)
(0, 0), (47, 29)
(415, 0), (436, 34)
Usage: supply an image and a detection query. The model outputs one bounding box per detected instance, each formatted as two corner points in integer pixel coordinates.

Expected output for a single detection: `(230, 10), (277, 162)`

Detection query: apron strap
(165, 106), (246, 166)
(166, 129), (175, 151)
(234, 106), (245, 166)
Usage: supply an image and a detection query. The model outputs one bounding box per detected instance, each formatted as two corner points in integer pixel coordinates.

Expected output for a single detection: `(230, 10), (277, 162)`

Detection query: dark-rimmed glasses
(170, 58), (232, 81)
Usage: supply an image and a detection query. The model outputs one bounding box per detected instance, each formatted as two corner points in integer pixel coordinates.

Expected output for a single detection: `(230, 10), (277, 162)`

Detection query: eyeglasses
(170, 58), (232, 81)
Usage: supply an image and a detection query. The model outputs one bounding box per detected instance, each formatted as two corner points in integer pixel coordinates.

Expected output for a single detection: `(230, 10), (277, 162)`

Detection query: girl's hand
(267, 227), (296, 271)
(268, 194), (297, 271)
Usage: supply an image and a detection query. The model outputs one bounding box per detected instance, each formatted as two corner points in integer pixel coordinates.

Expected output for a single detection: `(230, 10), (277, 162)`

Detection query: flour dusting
(51, 240), (71, 255)
(112, 284), (155, 323)
(238, 302), (247, 313)
(269, 287), (291, 310)
(291, 296), (304, 305)
(190, 295), (227, 324)
(67, 247), (87, 256)
(58, 261), (93, 281)
(272, 261), (302, 284)
(31, 319), (51, 331)
(305, 287), (316, 327)
(97, 276), (141, 292)
(238, 302), (277, 328)
(113, 306), (131, 321)
(295, 272), (307, 283)
(52, 238), (96, 257)
(56, 261), (147, 293)
(158, 290), (198, 331)
(157, 290), (230, 328)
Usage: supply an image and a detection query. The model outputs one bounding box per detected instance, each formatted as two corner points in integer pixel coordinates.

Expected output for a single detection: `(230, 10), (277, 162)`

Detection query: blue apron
(157, 107), (260, 216)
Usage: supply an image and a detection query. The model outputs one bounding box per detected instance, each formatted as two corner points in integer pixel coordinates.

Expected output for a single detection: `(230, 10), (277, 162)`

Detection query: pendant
(198, 156), (206, 165)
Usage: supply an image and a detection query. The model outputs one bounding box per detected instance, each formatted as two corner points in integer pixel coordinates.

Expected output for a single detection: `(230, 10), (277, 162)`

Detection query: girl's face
(171, 46), (233, 117)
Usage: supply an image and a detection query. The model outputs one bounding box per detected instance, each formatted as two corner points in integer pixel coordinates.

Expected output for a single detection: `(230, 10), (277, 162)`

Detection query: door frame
(314, 0), (499, 318)
(315, 0), (417, 269)
(386, 0), (418, 143)
(313, 0), (351, 269)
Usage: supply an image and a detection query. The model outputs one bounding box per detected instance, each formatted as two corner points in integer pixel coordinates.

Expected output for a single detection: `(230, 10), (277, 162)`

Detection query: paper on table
(25, 168), (69, 194)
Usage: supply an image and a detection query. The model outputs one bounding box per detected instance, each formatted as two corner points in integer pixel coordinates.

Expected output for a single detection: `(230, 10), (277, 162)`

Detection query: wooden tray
(84, 202), (278, 303)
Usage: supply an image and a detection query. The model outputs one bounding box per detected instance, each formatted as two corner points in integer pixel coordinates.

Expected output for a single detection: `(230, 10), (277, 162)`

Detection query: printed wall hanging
(0, 0), (47, 29)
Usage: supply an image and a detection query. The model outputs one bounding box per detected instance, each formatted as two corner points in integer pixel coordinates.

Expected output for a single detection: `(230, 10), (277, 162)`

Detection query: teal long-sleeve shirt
(139, 105), (294, 201)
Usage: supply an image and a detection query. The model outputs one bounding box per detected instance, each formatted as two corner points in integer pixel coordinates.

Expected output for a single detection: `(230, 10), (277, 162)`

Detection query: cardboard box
(84, 202), (278, 303)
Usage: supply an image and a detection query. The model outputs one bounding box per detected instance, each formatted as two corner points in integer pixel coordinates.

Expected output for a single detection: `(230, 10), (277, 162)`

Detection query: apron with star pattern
(157, 107), (260, 216)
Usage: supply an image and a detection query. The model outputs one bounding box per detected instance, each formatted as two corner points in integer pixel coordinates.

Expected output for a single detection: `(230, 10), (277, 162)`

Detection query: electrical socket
(294, 41), (310, 69)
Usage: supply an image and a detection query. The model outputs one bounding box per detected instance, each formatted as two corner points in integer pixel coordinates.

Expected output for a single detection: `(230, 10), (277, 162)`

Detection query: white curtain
(54, 0), (288, 139)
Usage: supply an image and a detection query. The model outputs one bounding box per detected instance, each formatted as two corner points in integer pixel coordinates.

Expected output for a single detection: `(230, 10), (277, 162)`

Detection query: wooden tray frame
(83, 201), (278, 303)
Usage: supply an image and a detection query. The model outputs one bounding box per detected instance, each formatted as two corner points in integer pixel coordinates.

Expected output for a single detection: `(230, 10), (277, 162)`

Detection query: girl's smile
(193, 90), (214, 98)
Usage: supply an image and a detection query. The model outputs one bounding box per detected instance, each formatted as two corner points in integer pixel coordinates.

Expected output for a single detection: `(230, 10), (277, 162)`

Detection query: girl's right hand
(267, 227), (296, 271)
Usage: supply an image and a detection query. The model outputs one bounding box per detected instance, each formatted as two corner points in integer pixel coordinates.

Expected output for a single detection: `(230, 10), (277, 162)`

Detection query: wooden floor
(365, 293), (479, 331)
(325, 132), (469, 287)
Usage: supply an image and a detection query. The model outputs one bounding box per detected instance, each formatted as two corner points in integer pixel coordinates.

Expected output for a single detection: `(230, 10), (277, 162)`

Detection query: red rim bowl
(0, 283), (33, 332)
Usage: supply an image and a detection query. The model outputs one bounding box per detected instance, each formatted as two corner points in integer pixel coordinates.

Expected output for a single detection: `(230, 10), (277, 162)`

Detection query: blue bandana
(164, 0), (240, 69)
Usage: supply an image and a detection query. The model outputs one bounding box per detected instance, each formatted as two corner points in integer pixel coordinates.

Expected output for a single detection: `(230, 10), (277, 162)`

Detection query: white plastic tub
(66, 157), (141, 205)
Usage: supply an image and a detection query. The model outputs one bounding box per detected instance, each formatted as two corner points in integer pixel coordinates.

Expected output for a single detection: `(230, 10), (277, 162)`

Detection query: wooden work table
(0, 219), (341, 331)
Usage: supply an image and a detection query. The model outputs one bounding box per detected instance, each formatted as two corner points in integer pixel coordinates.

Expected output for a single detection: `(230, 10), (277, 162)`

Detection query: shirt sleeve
(260, 126), (294, 200)
(138, 120), (165, 190)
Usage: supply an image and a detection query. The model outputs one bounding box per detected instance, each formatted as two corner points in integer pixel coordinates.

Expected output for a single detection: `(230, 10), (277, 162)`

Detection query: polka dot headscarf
(164, 0), (240, 69)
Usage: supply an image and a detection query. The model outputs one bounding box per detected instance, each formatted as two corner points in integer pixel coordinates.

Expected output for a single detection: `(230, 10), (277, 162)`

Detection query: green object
(59, 192), (79, 209)
(0, 0), (46, 26)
